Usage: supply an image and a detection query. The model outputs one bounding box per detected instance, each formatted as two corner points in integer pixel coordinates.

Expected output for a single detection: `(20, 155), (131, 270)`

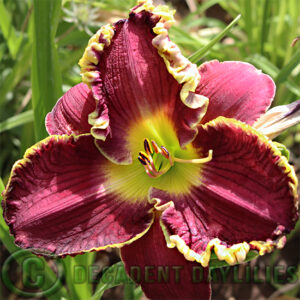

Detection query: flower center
(138, 138), (213, 178)
(105, 113), (211, 202)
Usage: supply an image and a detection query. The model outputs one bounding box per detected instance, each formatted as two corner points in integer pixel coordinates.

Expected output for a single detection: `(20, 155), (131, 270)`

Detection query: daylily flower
(2, 1), (299, 299)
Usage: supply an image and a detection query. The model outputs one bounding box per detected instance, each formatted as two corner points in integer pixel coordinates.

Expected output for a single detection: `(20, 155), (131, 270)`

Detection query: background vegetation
(0, 0), (299, 299)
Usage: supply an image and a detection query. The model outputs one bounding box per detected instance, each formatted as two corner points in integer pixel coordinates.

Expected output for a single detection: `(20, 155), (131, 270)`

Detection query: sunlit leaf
(31, 0), (62, 141)
(0, 110), (33, 133)
(188, 14), (241, 63)
(0, 0), (23, 59)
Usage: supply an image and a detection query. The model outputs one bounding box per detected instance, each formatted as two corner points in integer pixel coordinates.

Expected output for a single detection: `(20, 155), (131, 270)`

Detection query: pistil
(138, 138), (213, 178)
(173, 150), (213, 164)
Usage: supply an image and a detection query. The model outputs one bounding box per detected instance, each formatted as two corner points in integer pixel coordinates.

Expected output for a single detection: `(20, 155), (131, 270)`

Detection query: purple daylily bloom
(2, 1), (299, 299)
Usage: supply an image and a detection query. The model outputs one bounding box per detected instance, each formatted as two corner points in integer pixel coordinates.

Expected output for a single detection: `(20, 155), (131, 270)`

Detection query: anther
(138, 157), (147, 165)
(160, 146), (169, 158)
(144, 138), (153, 154)
(138, 138), (213, 179)
(139, 151), (150, 162)
(151, 140), (160, 153)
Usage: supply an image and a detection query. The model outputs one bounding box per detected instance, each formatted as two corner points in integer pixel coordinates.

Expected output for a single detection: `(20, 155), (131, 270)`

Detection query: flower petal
(120, 215), (211, 300)
(79, 3), (208, 164)
(152, 117), (298, 267)
(253, 99), (300, 139)
(45, 83), (98, 135)
(2, 135), (153, 256)
(197, 61), (275, 125)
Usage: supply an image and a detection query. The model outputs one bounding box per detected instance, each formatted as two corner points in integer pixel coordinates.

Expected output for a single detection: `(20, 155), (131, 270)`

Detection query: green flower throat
(106, 113), (212, 202)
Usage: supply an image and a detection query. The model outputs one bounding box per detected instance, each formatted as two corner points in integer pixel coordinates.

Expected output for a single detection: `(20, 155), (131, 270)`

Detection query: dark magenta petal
(2, 135), (153, 256)
(197, 61), (275, 125)
(46, 83), (97, 135)
(121, 216), (211, 300)
(80, 7), (208, 164)
(155, 117), (298, 266)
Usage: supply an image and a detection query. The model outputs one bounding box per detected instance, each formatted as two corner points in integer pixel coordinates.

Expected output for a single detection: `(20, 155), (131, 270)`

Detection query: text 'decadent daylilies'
(2, 1), (300, 299)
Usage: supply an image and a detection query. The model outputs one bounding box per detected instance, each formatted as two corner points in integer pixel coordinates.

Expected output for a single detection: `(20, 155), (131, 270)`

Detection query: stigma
(138, 138), (213, 178)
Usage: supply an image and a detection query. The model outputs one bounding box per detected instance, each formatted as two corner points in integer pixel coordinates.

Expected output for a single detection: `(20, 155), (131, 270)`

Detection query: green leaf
(57, 26), (89, 47)
(180, 0), (224, 26)
(124, 282), (135, 300)
(209, 250), (259, 269)
(188, 14), (241, 63)
(31, 0), (62, 141)
(62, 253), (96, 300)
(133, 286), (143, 300)
(0, 43), (6, 62)
(260, 0), (271, 54)
(0, 177), (4, 194)
(246, 54), (278, 77)
(275, 47), (300, 85)
(0, 0), (23, 59)
(0, 110), (34, 133)
(91, 261), (133, 300)
(242, 0), (253, 52)
(246, 54), (300, 97)
(0, 42), (32, 106)
(218, 0), (240, 17)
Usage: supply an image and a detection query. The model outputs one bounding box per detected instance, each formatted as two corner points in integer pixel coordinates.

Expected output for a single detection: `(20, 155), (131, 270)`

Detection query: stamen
(145, 167), (165, 178)
(151, 140), (160, 153)
(161, 145), (173, 166)
(138, 138), (213, 178)
(144, 138), (153, 154)
(145, 168), (156, 178)
(138, 157), (147, 166)
(173, 150), (213, 164)
(161, 146), (169, 158)
(139, 151), (150, 162)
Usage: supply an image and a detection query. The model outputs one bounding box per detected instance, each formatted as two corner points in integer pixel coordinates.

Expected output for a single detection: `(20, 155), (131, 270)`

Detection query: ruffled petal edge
(79, 0), (209, 149)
